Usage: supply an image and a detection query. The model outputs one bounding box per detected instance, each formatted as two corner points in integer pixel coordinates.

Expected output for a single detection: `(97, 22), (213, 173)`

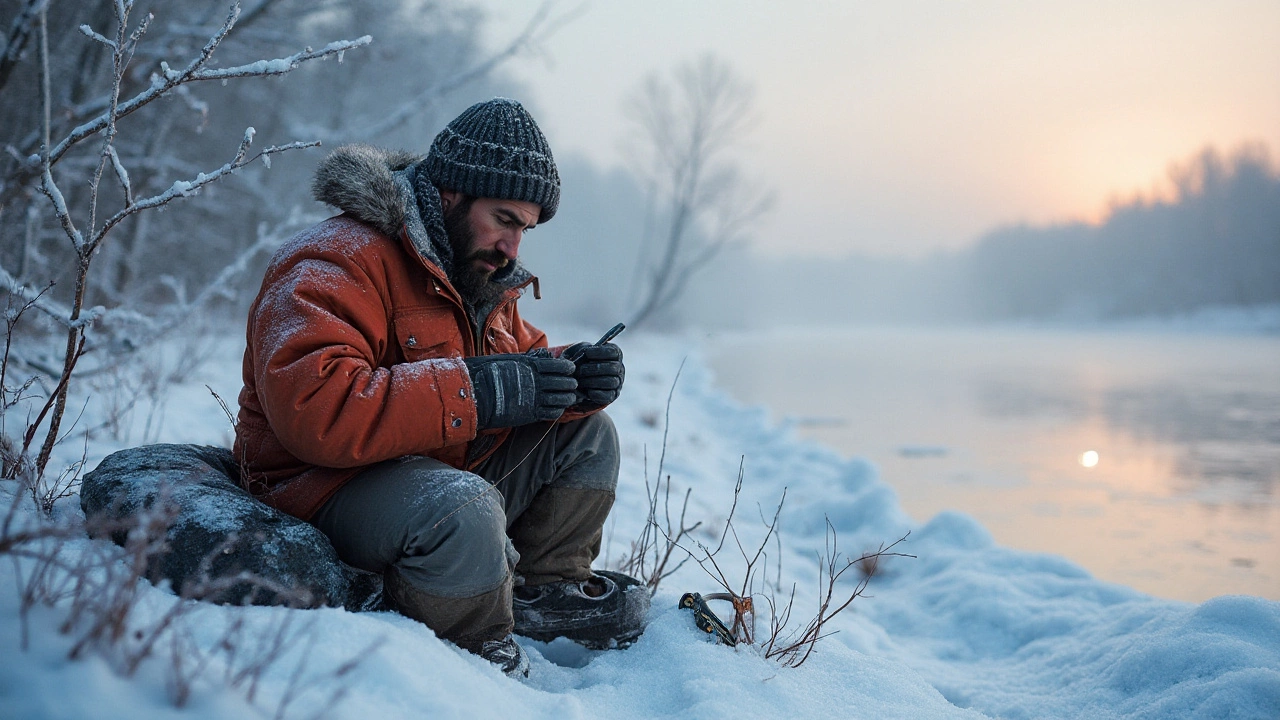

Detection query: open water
(706, 325), (1280, 602)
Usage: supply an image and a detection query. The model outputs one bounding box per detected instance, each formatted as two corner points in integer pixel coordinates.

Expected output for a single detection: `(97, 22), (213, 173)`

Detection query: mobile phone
(594, 322), (626, 346)
(566, 323), (625, 362)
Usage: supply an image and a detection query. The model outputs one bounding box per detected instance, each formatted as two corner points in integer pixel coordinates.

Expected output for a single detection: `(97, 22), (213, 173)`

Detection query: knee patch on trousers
(550, 411), (620, 494)
(396, 468), (513, 599)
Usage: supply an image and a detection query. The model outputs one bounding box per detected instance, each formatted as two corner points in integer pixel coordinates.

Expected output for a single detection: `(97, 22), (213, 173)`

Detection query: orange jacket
(234, 146), (558, 520)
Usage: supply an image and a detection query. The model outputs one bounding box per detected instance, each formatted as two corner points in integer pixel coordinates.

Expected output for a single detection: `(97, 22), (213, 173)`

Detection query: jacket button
(451, 417), (462, 428)
(458, 388), (467, 398)
(406, 336), (417, 347)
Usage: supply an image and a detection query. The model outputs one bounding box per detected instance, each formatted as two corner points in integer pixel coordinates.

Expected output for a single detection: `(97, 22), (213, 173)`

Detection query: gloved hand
(463, 354), (578, 430)
(561, 342), (624, 410)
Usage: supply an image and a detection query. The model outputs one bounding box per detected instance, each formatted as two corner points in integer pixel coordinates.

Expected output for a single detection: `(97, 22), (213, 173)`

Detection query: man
(234, 98), (646, 677)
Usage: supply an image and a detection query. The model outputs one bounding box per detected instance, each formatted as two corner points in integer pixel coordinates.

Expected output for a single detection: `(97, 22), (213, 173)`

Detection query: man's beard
(443, 199), (509, 308)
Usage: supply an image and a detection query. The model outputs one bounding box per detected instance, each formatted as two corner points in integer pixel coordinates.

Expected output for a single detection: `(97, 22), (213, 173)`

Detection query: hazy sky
(475, 1), (1280, 258)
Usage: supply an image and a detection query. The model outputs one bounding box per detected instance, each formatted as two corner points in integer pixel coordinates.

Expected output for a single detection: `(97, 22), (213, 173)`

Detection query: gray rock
(80, 444), (383, 611)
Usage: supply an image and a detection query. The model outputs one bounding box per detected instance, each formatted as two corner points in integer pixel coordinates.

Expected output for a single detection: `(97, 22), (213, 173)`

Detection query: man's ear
(439, 189), (461, 213)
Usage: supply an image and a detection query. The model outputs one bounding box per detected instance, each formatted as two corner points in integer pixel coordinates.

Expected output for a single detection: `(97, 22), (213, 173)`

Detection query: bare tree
(614, 360), (703, 594)
(0, 0), (366, 504)
(623, 54), (772, 329)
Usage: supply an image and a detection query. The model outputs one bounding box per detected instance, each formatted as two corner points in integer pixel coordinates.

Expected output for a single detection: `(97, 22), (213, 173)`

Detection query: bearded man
(234, 99), (645, 677)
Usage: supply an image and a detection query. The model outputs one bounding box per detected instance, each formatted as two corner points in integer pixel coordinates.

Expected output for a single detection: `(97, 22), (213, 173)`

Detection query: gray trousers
(311, 412), (619, 649)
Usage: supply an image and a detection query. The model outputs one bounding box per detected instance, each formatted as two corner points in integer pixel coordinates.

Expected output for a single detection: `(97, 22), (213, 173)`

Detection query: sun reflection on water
(707, 326), (1280, 602)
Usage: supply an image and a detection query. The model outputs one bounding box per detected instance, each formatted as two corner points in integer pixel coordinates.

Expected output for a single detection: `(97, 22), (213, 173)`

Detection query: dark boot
(512, 570), (649, 649)
(384, 566), (515, 653)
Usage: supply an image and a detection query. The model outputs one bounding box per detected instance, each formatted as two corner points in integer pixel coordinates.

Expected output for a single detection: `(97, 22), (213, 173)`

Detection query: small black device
(594, 322), (626, 346)
(565, 322), (625, 362)
(679, 592), (737, 647)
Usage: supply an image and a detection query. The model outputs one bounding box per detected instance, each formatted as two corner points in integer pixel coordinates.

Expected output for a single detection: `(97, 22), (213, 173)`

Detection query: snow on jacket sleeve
(248, 246), (476, 469)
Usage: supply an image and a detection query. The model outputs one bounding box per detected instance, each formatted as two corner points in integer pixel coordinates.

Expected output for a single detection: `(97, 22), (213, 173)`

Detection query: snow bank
(1, 331), (1277, 719)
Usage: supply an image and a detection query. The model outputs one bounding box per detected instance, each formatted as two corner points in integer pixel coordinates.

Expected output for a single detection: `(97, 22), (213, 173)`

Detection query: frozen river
(705, 325), (1280, 602)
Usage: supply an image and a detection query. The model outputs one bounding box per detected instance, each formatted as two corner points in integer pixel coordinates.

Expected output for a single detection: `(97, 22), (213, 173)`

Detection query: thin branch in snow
(761, 529), (914, 668)
(615, 360), (701, 595)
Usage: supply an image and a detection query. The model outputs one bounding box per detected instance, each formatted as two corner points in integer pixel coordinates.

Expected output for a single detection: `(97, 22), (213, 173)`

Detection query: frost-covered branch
(90, 129), (317, 253)
(39, 167), (84, 252)
(34, 4), (82, 254)
(87, 2), (146, 245)
(31, 3), (367, 171)
(190, 36), (371, 82)
(105, 146), (131, 206)
(0, 265), (70, 329)
(77, 23), (116, 50)
(6, 0), (365, 494)
(0, 210), (298, 353)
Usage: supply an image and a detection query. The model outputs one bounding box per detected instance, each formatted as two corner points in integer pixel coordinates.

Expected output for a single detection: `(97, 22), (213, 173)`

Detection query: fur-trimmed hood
(311, 144), (422, 240)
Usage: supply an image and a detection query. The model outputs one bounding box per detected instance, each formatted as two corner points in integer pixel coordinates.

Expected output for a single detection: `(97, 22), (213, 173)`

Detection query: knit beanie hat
(422, 98), (560, 223)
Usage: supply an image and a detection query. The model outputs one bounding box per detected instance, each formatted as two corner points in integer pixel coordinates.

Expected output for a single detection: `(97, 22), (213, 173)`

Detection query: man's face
(442, 194), (540, 303)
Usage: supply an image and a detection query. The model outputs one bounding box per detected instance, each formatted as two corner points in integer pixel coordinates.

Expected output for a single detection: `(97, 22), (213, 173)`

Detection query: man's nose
(496, 230), (521, 259)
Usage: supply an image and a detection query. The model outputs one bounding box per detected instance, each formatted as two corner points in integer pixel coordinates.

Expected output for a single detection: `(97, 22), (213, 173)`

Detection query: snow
(2, 330), (1278, 719)
(238, 59), (296, 75)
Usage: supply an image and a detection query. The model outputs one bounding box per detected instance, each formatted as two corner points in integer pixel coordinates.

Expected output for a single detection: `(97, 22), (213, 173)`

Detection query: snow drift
(1, 332), (1277, 719)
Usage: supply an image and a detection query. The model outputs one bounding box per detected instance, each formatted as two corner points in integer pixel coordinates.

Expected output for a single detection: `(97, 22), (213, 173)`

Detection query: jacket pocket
(392, 306), (463, 362)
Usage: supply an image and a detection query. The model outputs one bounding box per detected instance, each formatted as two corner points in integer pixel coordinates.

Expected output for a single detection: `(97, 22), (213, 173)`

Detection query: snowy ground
(2, 329), (1278, 719)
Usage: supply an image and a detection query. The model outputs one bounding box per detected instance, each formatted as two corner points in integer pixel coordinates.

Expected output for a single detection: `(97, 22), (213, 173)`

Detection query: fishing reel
(678, 592), (738, 647)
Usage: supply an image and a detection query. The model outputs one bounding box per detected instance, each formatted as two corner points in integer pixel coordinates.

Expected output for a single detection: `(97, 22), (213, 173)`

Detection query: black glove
(463, 354), (578, 429)
(562, 342), (625, 410)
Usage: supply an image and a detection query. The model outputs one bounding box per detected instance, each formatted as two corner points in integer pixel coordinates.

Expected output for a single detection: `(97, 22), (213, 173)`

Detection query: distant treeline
(672, 145), (1280, 327)
(966, 146), (1280, 320)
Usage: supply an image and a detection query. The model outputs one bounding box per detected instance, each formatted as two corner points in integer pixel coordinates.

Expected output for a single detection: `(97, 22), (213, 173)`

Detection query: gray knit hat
(422, 98), (560, 223)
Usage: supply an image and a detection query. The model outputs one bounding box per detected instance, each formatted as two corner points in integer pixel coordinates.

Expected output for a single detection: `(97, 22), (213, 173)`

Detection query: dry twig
(615, 359), (703, 595)
(761, 525), (913, 667)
